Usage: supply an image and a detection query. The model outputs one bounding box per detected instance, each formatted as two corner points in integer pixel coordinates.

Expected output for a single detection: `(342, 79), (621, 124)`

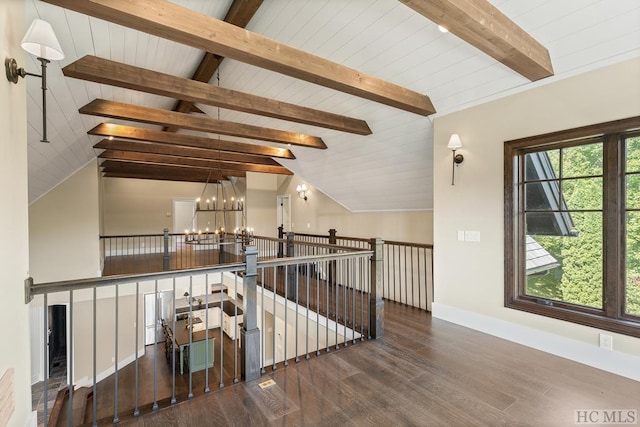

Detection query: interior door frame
(276, 194), (291, 233)
(172, 198), (196, 234)
(46, 303), (71, 385)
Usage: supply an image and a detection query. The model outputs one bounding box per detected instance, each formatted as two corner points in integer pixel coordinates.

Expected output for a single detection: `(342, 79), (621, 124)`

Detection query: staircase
(48, 386), (92, 427)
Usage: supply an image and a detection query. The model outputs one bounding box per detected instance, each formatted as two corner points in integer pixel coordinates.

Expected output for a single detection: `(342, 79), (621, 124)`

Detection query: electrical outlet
(599, 333), (613, 350)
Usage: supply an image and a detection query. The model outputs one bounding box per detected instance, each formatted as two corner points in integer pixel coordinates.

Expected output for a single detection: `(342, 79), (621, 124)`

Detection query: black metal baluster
(69, 290), (74, 427)
(305, 263), (310, 360)
(188, 276), (193, 399)
(234, 272), (239, 383)
(133, 282), (139, 417)
(295, 264), (300, 363)
(272, 266), (277, 371)
(284, 265), (289, 367)
(171, 278), (177, 404)
(219, 274), (225, 388)
(113, 286), (118, 424)
(352, 257), (356, 344)
(205, 273), (210, 393)
(43, 293), (49, 427)
(261, 268), (266, 374)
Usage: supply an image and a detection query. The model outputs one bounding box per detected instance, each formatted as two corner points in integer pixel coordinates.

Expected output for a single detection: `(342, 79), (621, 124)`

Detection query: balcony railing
(27, 240), (380, 426)
(101, 229), (433, 311)
(289, 229), (433, 311)
(100, 231), (251, 275)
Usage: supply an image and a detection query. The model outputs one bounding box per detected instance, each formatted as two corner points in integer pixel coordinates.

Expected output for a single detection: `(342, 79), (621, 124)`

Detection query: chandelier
(184, 69), (253, 245)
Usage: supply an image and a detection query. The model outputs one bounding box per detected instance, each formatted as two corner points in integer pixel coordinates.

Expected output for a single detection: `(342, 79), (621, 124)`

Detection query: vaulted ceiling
(22, 0), (640, 210)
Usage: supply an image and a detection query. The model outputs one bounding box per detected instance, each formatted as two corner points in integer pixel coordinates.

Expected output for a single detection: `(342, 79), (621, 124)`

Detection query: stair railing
(26, 240), (379, 426)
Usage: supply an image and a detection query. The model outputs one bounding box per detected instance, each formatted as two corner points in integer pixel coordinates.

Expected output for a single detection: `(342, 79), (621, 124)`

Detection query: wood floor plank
(410, 372), (530, 427)
(411, 346), (535, 411)
(334, 346), (478, 425)
(295, 367), (401, 426)
(349, 341), (423, 380)
(243, 378), (299, 420)
(215, 386), (271, 427)
(260, 367), (350, 426)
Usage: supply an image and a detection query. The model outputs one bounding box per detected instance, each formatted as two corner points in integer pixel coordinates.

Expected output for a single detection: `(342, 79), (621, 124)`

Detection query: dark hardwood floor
(102, 247), (242, 276)
(93, 301), (639, 427)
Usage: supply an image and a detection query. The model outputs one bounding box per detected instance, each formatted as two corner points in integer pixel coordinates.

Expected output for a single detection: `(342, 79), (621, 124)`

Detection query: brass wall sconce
(448, 134), (464, 185)
(296, 184), (308, 201)
(5, 19), (65, 143)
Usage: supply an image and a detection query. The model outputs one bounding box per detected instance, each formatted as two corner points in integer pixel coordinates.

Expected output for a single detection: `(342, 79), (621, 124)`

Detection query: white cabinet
(205, 307), (221, 329)
(222, 304), (243, 340)
(189, 307), (221, 329)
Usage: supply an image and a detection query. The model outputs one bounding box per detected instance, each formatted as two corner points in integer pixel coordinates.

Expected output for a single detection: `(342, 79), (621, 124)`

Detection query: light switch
(457, 230), (465, 241)
(465, 231), (481, 242)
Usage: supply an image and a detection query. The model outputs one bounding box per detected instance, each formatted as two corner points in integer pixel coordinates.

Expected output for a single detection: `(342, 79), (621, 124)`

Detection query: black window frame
(505, 116), (640, 337)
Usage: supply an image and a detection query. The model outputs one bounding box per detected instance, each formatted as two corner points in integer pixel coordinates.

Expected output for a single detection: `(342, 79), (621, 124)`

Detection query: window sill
(506, 298), (640, 338)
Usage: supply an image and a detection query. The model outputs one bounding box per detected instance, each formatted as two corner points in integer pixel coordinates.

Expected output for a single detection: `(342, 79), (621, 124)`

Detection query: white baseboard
(75, 348), (146, 388)
(431, 302), (640, 382)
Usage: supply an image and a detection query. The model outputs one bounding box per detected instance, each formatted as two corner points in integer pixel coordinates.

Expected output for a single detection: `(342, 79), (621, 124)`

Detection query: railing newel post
(277, 225), (284, 258)
(286, 232), (296, 299)
(241, 246), (261, 381)
(163, 228), (170, 271)
(24, 276), (33, 304)
(369, 237), (384, 339)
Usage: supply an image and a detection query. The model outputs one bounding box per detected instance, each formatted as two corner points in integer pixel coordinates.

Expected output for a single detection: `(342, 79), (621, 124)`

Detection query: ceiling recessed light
(438, 25), (448, 33)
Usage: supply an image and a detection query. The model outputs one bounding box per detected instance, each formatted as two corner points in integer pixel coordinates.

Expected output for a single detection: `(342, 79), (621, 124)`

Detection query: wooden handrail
(384, 240), (433, 249)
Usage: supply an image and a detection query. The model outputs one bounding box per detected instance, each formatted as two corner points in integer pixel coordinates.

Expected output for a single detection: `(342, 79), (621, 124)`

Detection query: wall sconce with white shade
(296, 184), (308, 201)
(447, 134), (464, 185)
(5, 19), (65, 143)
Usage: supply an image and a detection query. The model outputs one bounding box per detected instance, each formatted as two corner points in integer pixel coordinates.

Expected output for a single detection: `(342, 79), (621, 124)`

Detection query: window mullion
(603, 134), (621, 318)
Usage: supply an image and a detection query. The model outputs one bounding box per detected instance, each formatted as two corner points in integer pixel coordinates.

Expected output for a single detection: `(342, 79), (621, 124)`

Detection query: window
(505, 117), (640, 337)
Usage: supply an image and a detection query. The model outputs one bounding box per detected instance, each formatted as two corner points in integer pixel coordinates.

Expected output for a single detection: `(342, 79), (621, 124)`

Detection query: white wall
(0, 1), (35, 425)
(102, 176), (245, 235)
(247, 172), (278, 238)
(101, 172), (433, 244)
(29, 160), (101, 282)
(433, 57), (640, 380)
(103, 177), (201, 235)
(277, 176), (433, 244)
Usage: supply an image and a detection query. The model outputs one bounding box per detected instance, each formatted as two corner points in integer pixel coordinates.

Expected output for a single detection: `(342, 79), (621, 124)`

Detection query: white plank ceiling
(23, 0), (640, 211)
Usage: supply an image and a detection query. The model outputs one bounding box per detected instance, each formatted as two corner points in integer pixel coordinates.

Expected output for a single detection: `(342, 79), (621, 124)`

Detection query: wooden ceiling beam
(398, 0), (553, 81)
(42, 0), (436, 115)
(80, 100), (326, 149)
(103, 171), (214, 184)
(94, 139), (282, 166)
(63, 55), (371, 135)
(168, 0), (264, 125)
(99, 150), (293, 175)
(88, 123), (295, 159)
(100, 159), (246, 178)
